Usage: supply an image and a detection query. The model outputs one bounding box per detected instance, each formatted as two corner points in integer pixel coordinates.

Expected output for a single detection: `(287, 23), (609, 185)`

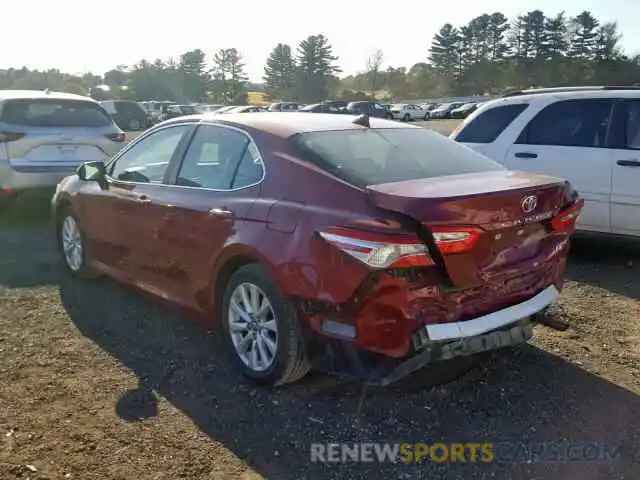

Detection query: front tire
(57, 212), (96, 278)
(220, 264), (311, 386)
(402, 113), (411, 122)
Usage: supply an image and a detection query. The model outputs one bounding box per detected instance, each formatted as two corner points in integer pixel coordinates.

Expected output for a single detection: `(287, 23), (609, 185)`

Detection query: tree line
(1, 10), (639, 104)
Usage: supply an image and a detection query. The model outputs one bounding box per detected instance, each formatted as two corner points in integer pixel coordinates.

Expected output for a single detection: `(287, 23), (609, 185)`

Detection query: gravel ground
(0, 119), (638, 480)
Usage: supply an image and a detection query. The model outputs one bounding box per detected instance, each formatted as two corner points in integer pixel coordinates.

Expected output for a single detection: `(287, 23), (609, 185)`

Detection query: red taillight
(431, 226), (482, 254)
(318, 227), (434, 269)
(0, 132), (25, 143)
(549, 199), (584, 232)
(106, 132), (126, 143)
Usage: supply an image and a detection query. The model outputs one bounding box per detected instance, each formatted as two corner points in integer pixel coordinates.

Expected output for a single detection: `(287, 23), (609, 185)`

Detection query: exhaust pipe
(533, 308), (569, 331)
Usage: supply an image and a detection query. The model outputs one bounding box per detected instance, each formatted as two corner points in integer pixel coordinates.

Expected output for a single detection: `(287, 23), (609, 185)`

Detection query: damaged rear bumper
(312, 285), (562, 386)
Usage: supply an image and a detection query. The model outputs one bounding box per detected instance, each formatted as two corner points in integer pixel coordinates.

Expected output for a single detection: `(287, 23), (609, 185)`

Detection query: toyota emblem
(521, 195), (538, 213)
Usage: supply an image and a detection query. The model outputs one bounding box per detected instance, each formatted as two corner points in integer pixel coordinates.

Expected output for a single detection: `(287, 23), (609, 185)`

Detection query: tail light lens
(431, 226), (482, 254)
(318, 227), (434, 269)
(0, 132), (25, 143)
(106, 132), (126, 143)
(549, 199), (584, 232)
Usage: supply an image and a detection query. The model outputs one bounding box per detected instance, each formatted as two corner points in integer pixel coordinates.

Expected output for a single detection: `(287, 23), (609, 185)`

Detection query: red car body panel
(53, 113), (581, 365)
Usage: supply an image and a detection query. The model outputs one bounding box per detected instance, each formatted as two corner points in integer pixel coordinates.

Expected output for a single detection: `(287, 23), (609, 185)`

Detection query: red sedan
(52, 112), (584, 387)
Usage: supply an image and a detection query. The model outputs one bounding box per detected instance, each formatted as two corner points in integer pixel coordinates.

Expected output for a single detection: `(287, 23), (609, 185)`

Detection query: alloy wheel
(61, 216), (83, 272)
(227, 282), (279, 372)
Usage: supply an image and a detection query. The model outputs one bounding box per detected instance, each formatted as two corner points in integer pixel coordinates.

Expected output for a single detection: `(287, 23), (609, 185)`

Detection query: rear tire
(220, 264), (311, 386)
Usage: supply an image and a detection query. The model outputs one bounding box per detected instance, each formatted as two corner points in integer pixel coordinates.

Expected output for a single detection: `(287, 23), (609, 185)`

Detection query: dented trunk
(366, 170), (571, 288)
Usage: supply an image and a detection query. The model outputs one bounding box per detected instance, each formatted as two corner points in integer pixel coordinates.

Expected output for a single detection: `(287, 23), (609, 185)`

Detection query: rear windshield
(293, 128), (505, 188)
(0, 99), (113, 127)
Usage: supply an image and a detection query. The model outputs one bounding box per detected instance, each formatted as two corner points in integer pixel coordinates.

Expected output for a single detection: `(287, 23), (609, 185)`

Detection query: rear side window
(455, 104), (528, 143)
(175, 125), (255, 190)
(516, 99), (613, 148)
(0, 99), (113, 127)
(293, 128), (505, 188)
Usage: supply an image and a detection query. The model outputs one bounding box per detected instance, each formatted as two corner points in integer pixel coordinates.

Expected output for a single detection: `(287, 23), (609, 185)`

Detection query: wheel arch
(206, 243), (280, 321)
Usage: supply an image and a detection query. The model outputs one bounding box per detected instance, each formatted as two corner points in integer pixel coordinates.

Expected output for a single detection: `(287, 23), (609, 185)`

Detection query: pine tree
(295, 35), (340, 102)
(211, 48), (248, 103)
(263, 43), (297, 100)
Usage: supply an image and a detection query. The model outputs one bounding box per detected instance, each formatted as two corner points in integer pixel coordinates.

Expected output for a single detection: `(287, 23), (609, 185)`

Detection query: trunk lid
(366, 170), (569, 287)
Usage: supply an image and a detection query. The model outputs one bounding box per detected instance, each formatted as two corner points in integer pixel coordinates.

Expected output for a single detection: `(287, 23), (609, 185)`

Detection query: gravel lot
(0, 119), (638, 479)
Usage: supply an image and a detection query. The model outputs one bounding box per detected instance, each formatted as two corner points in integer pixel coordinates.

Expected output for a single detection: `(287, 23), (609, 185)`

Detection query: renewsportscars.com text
(310, 442), (623, 464)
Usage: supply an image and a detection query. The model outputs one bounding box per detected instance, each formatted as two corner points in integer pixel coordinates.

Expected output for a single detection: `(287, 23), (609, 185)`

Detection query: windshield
(0, 99), (113, 127)
(434, 103), (451, 110)
(293, 127), (504, 188)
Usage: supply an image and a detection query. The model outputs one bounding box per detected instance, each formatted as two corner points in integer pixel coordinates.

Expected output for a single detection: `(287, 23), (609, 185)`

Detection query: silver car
(0, 90), (125, 196)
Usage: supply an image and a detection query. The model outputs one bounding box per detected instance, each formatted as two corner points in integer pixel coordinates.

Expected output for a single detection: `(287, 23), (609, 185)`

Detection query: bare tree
(365, 49), (384, 98)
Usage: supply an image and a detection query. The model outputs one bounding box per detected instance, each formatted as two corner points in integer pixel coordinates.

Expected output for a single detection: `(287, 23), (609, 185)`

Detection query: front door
(609, 99), (640, 237)
(150, 124), (265, 311)
(504, 98), (615, 234)
(80, 124), (192, 284)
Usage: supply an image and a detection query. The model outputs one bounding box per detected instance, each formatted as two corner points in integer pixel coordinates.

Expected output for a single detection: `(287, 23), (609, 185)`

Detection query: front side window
(109, 125), (189, 183)
(175, 125), (261, 190)
(294, 127), (504, 188)
(516, 99), (613, 147)
(614, 100), (640, 149)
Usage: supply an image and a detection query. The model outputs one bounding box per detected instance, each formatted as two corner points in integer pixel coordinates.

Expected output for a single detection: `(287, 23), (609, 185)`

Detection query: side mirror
(76, 161), (106, 182)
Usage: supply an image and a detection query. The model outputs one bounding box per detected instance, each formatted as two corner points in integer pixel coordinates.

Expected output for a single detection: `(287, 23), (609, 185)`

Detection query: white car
(0, 90), (125, 199)
(389, 104), (429, 121)
(450, 86), (640, 238)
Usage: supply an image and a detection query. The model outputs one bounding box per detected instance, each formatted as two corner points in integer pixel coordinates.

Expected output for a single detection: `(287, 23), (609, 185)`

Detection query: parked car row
(95, 97), (486, 131)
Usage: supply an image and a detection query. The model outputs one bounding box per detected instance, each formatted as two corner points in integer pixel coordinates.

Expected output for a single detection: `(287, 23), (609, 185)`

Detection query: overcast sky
(3, 0), (638, 81)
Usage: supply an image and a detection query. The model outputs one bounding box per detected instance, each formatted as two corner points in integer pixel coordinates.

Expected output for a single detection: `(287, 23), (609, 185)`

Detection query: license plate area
(413, 320), (533, 357)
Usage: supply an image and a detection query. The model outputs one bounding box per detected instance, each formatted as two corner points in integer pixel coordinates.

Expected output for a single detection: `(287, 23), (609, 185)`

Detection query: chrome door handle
(208, 208), (234, 217)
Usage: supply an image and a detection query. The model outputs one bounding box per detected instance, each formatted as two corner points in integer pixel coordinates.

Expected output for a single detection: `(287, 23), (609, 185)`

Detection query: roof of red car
(198, 112), (418, 137)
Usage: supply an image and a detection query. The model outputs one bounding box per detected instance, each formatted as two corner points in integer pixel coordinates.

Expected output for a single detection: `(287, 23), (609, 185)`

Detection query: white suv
(450, 87), (640, 238)
(0, 90), (125, 199)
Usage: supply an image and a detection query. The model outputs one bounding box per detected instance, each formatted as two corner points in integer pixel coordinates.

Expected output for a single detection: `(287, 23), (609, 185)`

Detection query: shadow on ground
(566, 235), (640, 300)
(58, 275), (640, 479)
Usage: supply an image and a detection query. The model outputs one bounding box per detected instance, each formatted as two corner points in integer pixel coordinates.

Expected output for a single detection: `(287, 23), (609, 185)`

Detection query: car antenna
(353, 113), (370, 127)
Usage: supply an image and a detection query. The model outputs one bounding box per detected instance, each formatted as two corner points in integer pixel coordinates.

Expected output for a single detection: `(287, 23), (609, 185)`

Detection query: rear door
(609, 99), (640, 236)
(503, 99), (614, 234)
(150, 124), (265, 310)
(1, 98), (118, 173)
